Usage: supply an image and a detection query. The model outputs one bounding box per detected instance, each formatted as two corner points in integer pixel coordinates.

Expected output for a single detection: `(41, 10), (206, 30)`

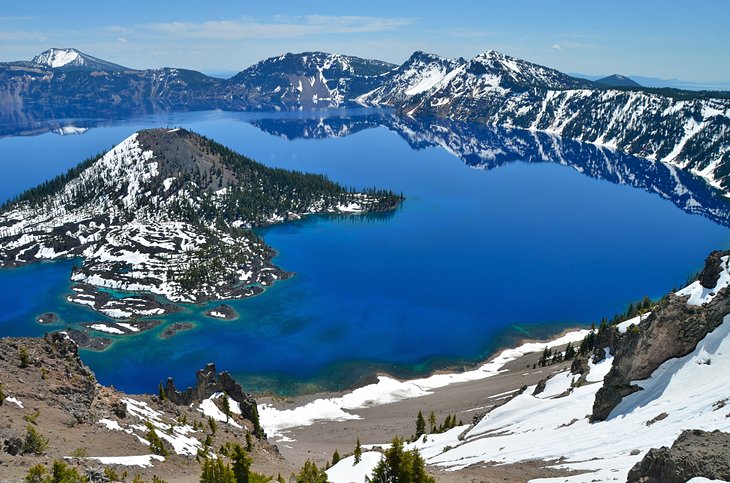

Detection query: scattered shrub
(22, 425), (49, 455)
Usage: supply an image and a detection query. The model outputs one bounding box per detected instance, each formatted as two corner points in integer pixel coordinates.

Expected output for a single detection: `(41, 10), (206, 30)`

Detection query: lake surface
(1, 109), (729, 395)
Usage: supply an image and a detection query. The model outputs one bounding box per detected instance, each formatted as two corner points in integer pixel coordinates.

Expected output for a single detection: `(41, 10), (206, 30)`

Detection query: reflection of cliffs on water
(248, 111), (386, 141)
(249, 113), (730, 227)
(1, 109), (728, 226)
(0, 102), (178, 138)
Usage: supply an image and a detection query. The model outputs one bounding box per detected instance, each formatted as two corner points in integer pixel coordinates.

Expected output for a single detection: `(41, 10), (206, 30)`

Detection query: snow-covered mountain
(355, 51), (464, 106)
(227, 51), (396, 109)
(394, 50), (730, 193)
(0, 128), (400, 317)
(31, 48), (129, 71)
(2, 47), (730, 194)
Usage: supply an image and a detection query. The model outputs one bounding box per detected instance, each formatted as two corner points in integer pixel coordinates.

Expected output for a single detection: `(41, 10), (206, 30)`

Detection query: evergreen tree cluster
(417, 410), (461, 438)
(366, 437), (435, 483)
(199, 442), (271, 483)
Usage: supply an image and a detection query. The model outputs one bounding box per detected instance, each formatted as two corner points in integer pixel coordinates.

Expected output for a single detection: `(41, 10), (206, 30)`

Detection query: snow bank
(198, 393), (243, 428)
(98, 419), (123, 431)
(84, 454), (164, 467)
(88, 323), (125, 335)
(676, 256), (730, 306)
(5, 397), (23, 408)
(259, 329), (589, 437)
(120, 398), (202, 456)
(326, 452), (383, 483)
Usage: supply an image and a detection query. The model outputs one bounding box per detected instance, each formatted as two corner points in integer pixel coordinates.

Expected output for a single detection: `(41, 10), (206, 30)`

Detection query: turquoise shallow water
(1, 110), (729, 395)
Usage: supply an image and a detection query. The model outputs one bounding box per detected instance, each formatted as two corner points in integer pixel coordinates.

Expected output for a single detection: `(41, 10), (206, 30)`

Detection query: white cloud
(139, 15), (415, 41)
(551, 43), (562, 50)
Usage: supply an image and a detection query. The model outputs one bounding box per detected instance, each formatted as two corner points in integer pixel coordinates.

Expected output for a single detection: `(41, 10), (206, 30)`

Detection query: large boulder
(627, 429), (730, 482)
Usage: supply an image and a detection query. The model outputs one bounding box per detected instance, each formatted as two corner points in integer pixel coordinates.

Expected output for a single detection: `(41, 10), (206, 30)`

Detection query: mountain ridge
(2, 47), (730, 194)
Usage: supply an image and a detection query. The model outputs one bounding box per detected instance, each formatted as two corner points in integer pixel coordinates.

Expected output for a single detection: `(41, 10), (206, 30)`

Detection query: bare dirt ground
(259, 341), (580, 482)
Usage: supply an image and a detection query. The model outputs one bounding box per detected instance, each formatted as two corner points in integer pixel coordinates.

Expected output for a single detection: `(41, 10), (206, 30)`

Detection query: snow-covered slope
(32, 48), (129, 71)
(323, 257), (730, 482)
(400, 50), (730, 193)
(356, 51), (464, 106)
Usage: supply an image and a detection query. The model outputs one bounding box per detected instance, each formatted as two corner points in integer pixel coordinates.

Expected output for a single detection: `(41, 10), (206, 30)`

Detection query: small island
(205, 304), (238, 320)
(160, 322), (195, 339)
(0, 128), (402, 318)
(36, 312), (60, 324)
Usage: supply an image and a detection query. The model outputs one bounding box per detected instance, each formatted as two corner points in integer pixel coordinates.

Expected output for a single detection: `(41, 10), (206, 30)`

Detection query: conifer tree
(354, 436), (362, 464)
(428, 411), (436, 434)
(331, 448), (341, 466)
(231, 443), (251, 483)
(415, 410), (426, 438)
(200, 457), (235, 483)
(295, 460), (328, 483)
(222, 394), (231, 422)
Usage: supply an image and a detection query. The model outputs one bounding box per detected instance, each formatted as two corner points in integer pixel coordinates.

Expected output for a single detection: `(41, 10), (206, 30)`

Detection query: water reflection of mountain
(1, 109), (729, 226)
(249, 113), (730, 228)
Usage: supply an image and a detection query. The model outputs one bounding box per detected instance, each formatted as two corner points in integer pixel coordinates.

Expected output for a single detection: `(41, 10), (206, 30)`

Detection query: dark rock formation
(627, 429), (730, 483)
(532, 378), (548, 396)
(60, 328), (112, 351)
(592, 250), (730, 420)
(163, 363), (263, 437)
(699, 250), (726, 289)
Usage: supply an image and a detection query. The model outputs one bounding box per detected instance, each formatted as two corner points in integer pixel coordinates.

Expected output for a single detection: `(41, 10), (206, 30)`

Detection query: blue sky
(1, 0), (728, 82)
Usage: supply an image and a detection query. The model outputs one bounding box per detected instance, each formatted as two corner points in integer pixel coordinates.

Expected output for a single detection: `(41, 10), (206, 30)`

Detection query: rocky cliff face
(592, 250), (730, 420)
(627, 429), (730, 482)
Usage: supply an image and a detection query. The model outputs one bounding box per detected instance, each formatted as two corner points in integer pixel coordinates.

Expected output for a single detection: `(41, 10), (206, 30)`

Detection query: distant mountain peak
(476, 49), (503, 59)
(32, 48), (81, 68)
(595, 74), (642, 88)
(31, 47), (129, 71)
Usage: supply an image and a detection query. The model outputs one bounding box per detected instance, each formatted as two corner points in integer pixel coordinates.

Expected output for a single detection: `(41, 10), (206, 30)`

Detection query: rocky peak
(465, 49), (592, 90)
(31, 47), (128, 71)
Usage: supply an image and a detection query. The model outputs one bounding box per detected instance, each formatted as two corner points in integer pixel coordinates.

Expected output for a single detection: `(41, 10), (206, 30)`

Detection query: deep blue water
(1, 110), (728, 395)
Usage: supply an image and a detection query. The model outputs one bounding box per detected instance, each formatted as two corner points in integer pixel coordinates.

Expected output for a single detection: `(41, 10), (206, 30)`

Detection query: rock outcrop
(163, 363), (262, 436)
(627, 429), (730, 482)
(592, 250), (730, 420)
(699, 250), (727, 289)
